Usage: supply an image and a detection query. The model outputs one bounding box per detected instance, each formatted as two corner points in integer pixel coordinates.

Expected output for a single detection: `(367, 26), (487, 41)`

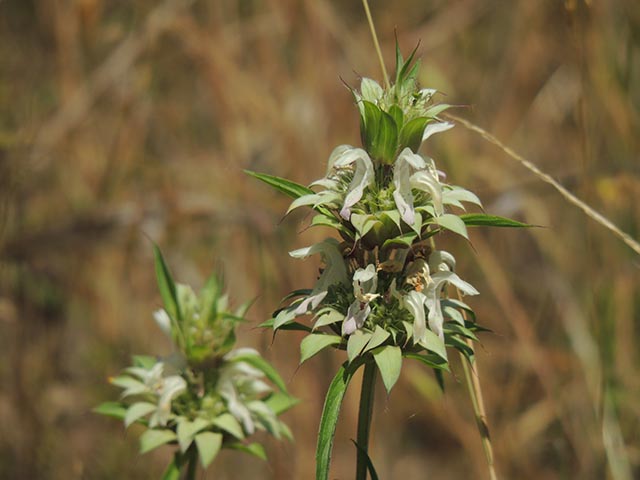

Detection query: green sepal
(300, 334), (343, 364)
(139, 429), (177, 454)
(372, 345), (403, 393)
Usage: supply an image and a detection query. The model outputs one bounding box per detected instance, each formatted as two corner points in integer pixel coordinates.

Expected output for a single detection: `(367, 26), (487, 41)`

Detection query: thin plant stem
(457, 288), (498, 480)
(445, 113), (640, 257)
(184, 448), (198, 480)
(361, 0), (390, 89)
(356, 361), (377, 480)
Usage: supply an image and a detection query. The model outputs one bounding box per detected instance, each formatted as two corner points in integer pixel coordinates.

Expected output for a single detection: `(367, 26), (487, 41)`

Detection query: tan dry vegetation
(1, 0), (639, 479)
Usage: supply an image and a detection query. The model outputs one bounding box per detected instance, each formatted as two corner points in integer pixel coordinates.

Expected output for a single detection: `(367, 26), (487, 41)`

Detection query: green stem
(184, 447), (198, 480)
(361, 0), (390, 89)
(355, 361), (377, 480)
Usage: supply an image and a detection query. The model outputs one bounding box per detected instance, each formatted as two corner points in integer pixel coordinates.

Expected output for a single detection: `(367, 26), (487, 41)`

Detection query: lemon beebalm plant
(247, 38), (530, 480)
(95, 246), (297, 479)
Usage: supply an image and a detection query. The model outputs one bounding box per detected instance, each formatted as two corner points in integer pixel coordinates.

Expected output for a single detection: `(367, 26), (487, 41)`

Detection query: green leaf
(388, 105), (404, 130)
(362, 326), (390, 354)
(398, 117), (429, 152)
(394, 38), (404, 84)
(265, 392), (300, 415)
(212, 413), (245, 439)
(441, 298), (476, 321)
(199, 273), (221, 325)
(360, 100), (382, 153)
(347, 330), (372, 363)
(443, 304), (465, 325)
(436, 214), (469, 239)
(313, 308), (345, 330)
(350, 214), (380, 240)
(419, 330), (448, 361)
(244, 170), (313, 200)
(259, 317), (311, 332)
(273, 307), (297, 330)
(139, 429), (176, 454)
(228, 442), (267, 461)
(153, 244), (182, 324)
(194, 431), (222, 468)
(460, 213), (534, 228)
(372, 346), (402, 393)
(398, 42), (420, 84)
(311, 214), (352, 238)
(161, 453), (182, 480)
(316, 363), (358, 480)
(132, 355), (157, 369)
(124, 402), (157, 428)
(404, 352), (450, 371)
(446, 334), (475, 361)
(177, 417), (210, 452)
(227, 352), (289, 394)
(377, 110), (399, 163)
(93, 401), (127, 420)
(381, 232), (417, 251)
(444, 323), (479, 341)
(300, 334), (342, 364)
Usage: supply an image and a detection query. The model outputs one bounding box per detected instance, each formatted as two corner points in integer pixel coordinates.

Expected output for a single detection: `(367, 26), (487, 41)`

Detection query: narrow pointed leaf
(93, 402), (127, 420)
(153, 245), (181, 322)
(244, 170), (313, 199)
(460, 213), (534, 228)
(316, 363), (358, 480)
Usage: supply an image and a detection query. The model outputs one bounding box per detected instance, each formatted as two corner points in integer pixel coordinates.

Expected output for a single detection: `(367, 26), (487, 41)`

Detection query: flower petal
(341, 301), (371, 336)
(404, 290), (427, 344)
(422, 121), (454, 142)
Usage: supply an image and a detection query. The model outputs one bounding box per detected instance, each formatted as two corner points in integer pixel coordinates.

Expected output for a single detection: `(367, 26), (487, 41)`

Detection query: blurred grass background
(1, 0), (639, 478)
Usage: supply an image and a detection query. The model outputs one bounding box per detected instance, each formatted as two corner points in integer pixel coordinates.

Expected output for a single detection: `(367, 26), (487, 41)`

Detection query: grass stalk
(355, 361), (377, 480)
(361, 0), (390, 89)
(457, 288), (498, 480)
(445, 113), (640, 257)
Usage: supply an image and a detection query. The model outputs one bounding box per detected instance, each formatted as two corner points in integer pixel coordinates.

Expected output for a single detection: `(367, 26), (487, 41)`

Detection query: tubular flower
(342, 265), (380, 335)
(393, 148), (444, 225)
(287, 145), (374, 219)
(289, 238), (349, 315)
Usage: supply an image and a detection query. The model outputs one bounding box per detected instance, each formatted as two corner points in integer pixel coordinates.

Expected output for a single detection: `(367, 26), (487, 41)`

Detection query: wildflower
(289, 238), (348, 315)
(342, 265), (380, 335)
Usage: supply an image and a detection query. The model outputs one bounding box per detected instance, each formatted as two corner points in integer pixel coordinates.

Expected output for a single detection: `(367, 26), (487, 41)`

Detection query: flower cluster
(96, 247), (296, 473)
(252, 46), (501, 393)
